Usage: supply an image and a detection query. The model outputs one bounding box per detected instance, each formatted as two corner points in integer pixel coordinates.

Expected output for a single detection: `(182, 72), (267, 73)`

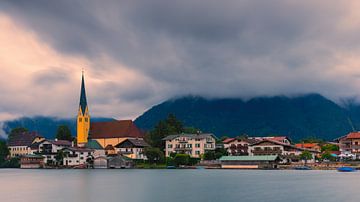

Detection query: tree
(0, 140), (9, 164)
(321, 144), (339, 152)
(8, 127), (28, 139)
(55, 150), (65, 166)
(56, 125), (73, 141)
(173, 154), (190, 166)
(299, 151), (313, 165)
(144, 147), (164, 164)
(147, 114), (186, 149)
(321, 151), (335, 161)
(203, 151), (216, 160)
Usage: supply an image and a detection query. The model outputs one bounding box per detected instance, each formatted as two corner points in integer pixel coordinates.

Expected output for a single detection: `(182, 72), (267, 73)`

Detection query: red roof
(295, 143), (319, 149)
(89, 120), (144, 139)
(347, 132), (360, 139)
(223, 138), (235, 144)
(265, 136), (289, 143)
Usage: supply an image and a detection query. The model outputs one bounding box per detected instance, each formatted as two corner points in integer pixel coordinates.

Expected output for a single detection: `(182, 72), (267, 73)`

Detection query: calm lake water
(0, 169), (359, 202)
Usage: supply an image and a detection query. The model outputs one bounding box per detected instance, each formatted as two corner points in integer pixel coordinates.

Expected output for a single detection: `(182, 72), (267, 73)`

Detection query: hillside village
(1, 73), (360, 170)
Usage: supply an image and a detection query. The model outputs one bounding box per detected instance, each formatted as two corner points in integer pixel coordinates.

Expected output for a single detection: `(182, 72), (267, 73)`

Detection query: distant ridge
(1, 116), (114, 139)
(135, 94), (360, 141)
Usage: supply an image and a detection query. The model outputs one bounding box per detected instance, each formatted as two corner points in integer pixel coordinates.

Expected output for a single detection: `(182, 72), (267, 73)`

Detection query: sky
(2, 0), (360, 123)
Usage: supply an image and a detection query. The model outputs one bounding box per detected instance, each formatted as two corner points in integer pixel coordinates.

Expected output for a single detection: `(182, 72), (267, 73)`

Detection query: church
(76, 72), (144, 148)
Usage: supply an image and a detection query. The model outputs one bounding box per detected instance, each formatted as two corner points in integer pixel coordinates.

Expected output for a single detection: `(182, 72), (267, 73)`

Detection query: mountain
(135, 94), (360, 141)
(2, 116), (113, 139)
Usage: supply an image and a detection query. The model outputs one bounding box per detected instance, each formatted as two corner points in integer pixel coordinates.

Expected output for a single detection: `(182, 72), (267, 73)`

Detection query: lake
(0, 169), (358, 202)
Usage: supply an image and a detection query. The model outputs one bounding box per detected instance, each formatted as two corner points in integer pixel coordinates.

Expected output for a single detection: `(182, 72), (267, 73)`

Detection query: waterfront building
(93, 156), (108, 168)
(115, 138), (149, 160)
(223, 137), (258, 156)
(85, 139), (105, 157)
(8, 131), (44, 157)
(336, 132), (360, 159)
(219, 155), (281, 169)
(62, 147), (94, 167)
(20, 154), (45, 169)
(249, 139), (318, 163)
(107, 155), (134, 168)
(77, 72), (90, 147)
(38, 139), (72, 164)
(163, 133), (217, 158)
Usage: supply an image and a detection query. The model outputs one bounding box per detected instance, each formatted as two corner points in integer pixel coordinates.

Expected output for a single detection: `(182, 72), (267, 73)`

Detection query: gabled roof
(105, 145), (115, 150)
(29, 140), (45, 150)
(63, 147), (93, 152)
(347, 132), (360, 139)
(85, 139), (103, 150)
(219, 155), (279, 161)
(115, 138), (150, 148)
(162, 133), (217, 141)
(89, 120), (144, 139)
(47, 139), (72, 147)
(8, 131), (42, 147)
(295, 143), (319, 149)
(251, 139), (320, 153)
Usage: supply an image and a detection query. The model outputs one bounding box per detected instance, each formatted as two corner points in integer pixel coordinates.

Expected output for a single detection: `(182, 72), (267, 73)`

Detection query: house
(94, 156), (108, 169)
(20, 154), (45, 169)
(38, 139), (72, 165)
(85, 139), (105, 158)
(295, 143), (321, 152)
(7, 131), (44, 157)
(88, 120), (144, 148)
(223, 137), (258, 156)
(250, 136), (292, 145)
(107, 155), (134, 168)
(62, 147), (94, 167)
(249, 139), (318, 163)
(115, 138), (149, 160)
(219, 155), (281, 169)
(163, 133), (217, 158)
(336, 132), (360, 159)
(104, 145), (117, 156)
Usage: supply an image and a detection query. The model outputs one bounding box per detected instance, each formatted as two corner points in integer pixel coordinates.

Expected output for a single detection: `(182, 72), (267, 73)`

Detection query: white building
(7, 132), (44, 157)
(115, 138), (149, 160)
(163, 133), (217, 158)
(62, 147), (94, 167)
(38, 139), (72, 164)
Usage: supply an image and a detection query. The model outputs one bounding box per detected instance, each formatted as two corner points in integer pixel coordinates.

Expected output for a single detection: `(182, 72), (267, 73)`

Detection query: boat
(294, 166), (312, 170)
(337, 167), (356, 172)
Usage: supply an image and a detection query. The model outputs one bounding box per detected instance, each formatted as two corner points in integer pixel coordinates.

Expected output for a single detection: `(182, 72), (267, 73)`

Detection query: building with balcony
(62, 147), (94, 167)
(163, 133), (217, 158)
(336, 132), (360, 159)
(115, 138), (149, 160)
(7, 131), (44, 157)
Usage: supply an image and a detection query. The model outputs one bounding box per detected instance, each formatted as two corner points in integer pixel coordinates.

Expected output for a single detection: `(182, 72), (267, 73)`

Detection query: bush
(1, 157), (20, 168)
(174, 154), (190, 166)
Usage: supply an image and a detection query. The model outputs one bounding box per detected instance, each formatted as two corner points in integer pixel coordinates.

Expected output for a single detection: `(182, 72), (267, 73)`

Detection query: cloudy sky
(1, 0), (360, 122)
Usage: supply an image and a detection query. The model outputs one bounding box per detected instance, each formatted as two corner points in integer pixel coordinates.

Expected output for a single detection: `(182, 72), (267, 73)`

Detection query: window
(79, 118), (82, 122)
(85, 118), (88, 122)
(80, 157), (84, 160)
(195, 151), (200, 155)
(195, 144), (200, 148)
(168, 144), (173, 148)
(187, 144), (192, 148)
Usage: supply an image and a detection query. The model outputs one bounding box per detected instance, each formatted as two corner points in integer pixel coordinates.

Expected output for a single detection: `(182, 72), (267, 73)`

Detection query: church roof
(79, 73), (88, 115)
(89, 120), (144, 139)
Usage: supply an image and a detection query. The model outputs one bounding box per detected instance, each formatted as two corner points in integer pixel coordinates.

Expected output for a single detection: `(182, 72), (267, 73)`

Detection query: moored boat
(294, 166), (312, 170)
(337, 167), (356, 172)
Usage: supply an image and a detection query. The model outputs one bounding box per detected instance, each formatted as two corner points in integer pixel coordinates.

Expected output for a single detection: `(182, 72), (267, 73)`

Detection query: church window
(79, 118), (82, 122)
(85, 118), (88, 122)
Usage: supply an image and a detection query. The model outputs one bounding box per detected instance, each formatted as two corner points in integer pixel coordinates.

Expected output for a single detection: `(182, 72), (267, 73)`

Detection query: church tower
(77, 71), (90, 146)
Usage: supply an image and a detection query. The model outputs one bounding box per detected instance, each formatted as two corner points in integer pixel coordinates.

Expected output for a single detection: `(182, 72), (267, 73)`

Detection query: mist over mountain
(135, 94), (360, 141)
(2, 94), (360, 142)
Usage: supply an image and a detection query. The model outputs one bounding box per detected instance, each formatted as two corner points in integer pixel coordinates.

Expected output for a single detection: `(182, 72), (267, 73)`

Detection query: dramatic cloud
(2, 0), (360, 121)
